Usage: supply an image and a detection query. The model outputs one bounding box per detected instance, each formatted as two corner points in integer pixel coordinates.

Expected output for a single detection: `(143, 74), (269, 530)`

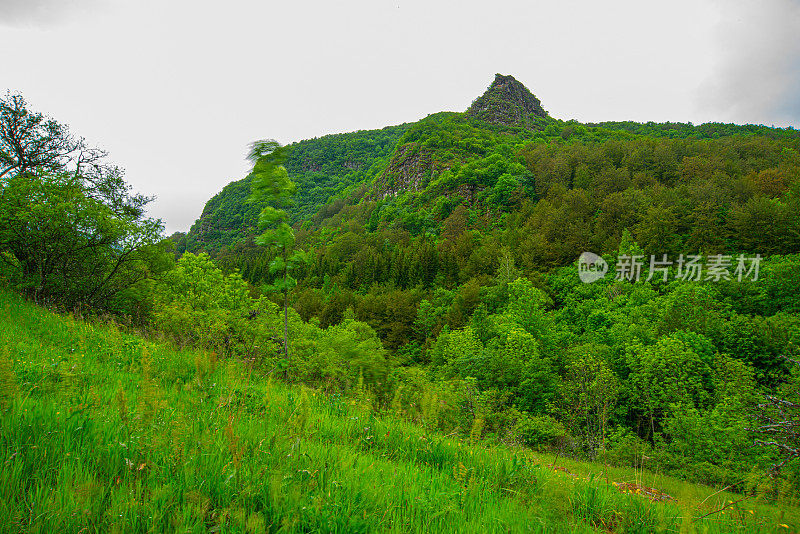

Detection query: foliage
(7, 84), (800, 519)
(751, 356), (800, 474)
(515, 413), (567, 450)
(152, 253), (281, 359)
(0, 94), (170, 312)
(248, 139), (311, 362)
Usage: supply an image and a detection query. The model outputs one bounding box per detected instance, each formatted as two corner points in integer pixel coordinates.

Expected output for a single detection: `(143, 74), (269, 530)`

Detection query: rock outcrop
(466, 74), (548, 128)
(373, 74), (547, 200)
(373, 143), (433, 200)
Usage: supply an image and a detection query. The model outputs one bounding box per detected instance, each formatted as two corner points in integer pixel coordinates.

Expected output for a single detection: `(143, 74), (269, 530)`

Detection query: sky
(2, 0), (799, 234)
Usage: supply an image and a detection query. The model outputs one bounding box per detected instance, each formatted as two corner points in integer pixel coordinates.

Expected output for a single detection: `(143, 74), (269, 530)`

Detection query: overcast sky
(2, 0), (799, 234)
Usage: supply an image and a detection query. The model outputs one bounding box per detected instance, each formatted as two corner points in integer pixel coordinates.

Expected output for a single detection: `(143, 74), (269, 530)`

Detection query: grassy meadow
(1, 289), (798, 533)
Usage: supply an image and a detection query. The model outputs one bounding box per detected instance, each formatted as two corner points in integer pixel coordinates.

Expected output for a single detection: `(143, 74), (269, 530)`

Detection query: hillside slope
(2, 291), (798, 532)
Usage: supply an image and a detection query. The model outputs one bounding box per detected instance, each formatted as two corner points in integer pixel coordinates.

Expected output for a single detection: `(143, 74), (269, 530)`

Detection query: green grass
(1, 289), (798, 533)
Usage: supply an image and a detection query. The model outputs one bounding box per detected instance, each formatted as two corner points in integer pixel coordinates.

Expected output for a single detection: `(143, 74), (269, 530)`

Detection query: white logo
(578, 252), (608, 283)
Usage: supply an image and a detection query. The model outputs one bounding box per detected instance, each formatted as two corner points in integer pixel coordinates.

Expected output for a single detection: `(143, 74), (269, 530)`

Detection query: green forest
(1, 74), (800, 532)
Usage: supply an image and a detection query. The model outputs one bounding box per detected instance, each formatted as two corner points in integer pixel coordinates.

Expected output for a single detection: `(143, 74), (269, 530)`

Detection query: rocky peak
(466, 74), (548, 127)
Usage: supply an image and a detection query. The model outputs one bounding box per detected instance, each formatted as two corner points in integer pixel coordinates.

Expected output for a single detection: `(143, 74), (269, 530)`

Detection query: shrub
(515, 413), (567, 450)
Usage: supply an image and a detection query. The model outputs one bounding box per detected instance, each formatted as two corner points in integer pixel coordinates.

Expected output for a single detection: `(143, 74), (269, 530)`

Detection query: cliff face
(373, 143), (433, 200)
(466, 74), (548, 127)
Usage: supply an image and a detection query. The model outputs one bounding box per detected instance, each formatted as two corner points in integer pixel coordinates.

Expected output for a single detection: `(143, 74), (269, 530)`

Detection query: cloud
(698, 0), (800, 127)
(0, 0), (102, 28)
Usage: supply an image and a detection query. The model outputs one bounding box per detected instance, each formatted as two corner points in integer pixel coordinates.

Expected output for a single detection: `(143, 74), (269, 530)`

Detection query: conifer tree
(248, 140), (310, 373)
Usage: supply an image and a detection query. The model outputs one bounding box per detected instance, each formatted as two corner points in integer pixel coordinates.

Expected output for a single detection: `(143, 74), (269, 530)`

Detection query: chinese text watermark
(578, 253), (761, 284)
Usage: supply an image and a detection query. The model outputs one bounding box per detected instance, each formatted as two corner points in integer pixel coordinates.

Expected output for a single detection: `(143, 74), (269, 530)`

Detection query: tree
(635, 204), (680, 256)
(489, 173), (522, 209)
(626, 335), (712, 437)
(415, 299), (438, 357)
(0, 94), (169, 311)
(153, 253), (281, 358)
(1, 92), (106, 181)
(751, 354), (800, 474)
(247, 140), (310, 370)
(431, 325), (484, 380)
(504, 277), (551, 339)
(558, 344), (618, 455)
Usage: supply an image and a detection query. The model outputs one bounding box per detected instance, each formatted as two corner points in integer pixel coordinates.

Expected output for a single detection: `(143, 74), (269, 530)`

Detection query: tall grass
(0, 290), (797, 533)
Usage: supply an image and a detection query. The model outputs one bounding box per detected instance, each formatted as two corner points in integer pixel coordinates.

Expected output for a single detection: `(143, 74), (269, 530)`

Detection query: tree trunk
(283, 261), (289, 380)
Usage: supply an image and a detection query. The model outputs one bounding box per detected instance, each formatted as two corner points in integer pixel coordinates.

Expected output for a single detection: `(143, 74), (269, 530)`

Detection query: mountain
(8, 76), (800, 530)
(181, 75), (551, 252)
(181, 74), (800, 256)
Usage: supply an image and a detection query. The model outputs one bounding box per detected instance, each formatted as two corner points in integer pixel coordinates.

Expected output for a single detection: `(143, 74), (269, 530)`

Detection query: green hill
(181, 124), (409, 254)
(1, 290), (798, 533)
(204, 79), (800, 350)
(182, 74), (800, 257)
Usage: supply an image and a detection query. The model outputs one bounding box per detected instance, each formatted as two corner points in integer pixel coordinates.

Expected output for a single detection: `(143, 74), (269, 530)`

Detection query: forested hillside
(184, 74), (800, 258)
(174, 74), (800, 498)
(178, 124), (409, 254)
(2, 77), (800, 533)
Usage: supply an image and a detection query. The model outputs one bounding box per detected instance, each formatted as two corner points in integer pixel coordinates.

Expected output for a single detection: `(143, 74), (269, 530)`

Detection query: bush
(515, 413), (567, 450)
(599, 426), (653, 469)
